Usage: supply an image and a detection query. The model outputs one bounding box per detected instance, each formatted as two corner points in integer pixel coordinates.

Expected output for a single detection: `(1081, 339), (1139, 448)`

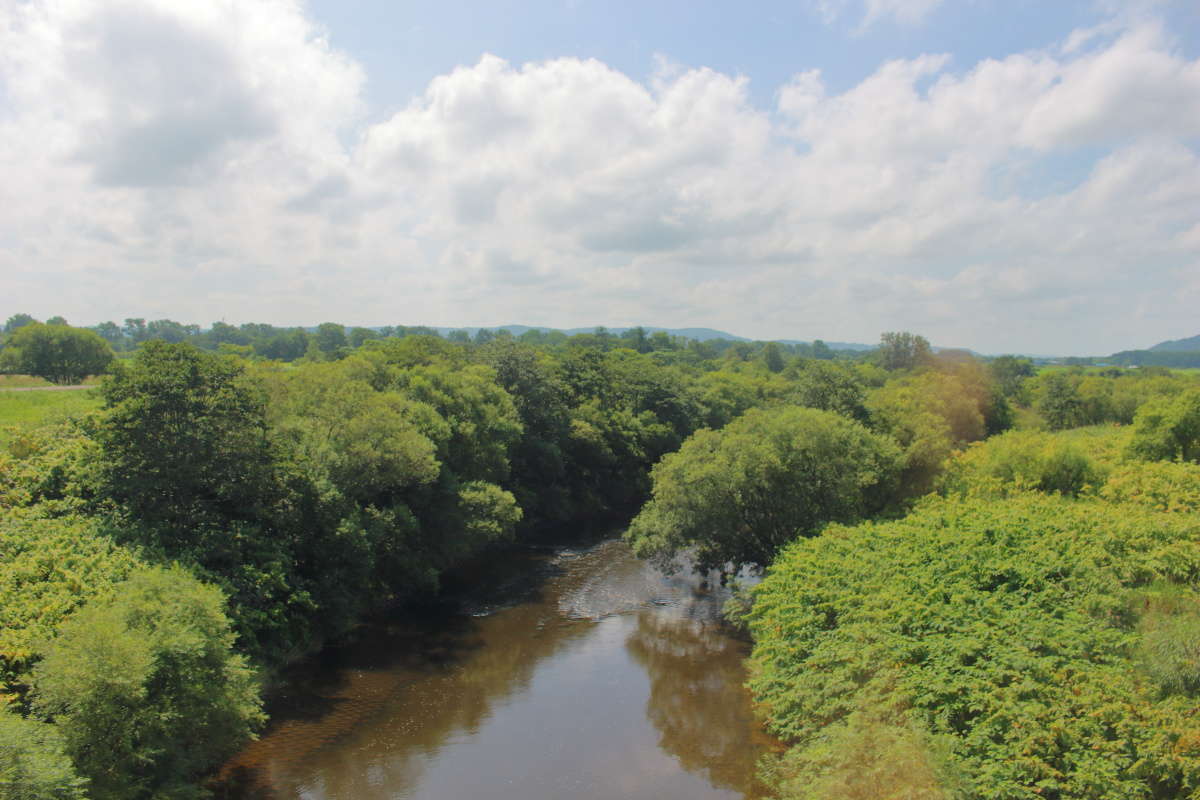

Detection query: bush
(33, 566), (263, 800)
(747, 494), (1200, 799)
(1100, 460), (1200, 513)
(941, 430), (1104, 498)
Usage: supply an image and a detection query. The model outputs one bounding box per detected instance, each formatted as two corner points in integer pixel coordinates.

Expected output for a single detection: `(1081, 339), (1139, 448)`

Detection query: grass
(0, 374), (102, 388)
(0, 389), (103, 448)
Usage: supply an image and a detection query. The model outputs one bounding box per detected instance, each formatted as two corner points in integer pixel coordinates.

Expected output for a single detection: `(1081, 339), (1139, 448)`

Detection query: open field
(0, 374), (103, 389)
(0, 388), (102, 447)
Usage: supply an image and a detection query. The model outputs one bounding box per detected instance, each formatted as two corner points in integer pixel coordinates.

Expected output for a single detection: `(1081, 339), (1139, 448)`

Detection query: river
(215, 534), (780, 799)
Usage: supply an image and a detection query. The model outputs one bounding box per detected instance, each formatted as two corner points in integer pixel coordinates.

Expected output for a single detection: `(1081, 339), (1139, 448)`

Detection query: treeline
(1108, 349), (1200, 368)
(1, 313), (846, 365)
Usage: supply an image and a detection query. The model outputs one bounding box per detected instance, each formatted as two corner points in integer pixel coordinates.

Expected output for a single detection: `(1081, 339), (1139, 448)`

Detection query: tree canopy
(626, 406), (900, 572)
(0, 324), (113, 384)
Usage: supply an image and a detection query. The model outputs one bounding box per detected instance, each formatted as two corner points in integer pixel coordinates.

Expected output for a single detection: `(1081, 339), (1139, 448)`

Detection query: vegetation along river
(215, 534), (780, 799)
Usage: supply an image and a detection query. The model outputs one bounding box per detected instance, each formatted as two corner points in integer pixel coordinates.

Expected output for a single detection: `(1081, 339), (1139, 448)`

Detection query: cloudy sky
(2, 0), (1198, 354)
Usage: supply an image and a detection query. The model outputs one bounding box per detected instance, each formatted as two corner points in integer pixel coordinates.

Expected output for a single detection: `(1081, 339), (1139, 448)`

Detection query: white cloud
(810, 0), (947, 29)
(1, 2), (1198, 353)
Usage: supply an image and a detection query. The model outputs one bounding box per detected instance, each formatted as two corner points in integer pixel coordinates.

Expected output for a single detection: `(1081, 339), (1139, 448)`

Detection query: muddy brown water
(215, 535), (781, 800)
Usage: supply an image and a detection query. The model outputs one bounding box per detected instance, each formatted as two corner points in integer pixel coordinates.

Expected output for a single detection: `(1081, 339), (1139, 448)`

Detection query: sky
(2, 0), (1199, 355)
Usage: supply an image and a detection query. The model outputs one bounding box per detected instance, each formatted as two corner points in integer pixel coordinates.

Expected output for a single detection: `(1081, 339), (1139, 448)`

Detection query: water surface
(216, 536), (778, 799)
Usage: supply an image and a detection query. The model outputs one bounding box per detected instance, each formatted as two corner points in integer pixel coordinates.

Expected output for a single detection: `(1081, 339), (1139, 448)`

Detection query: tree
(762, 342), (786, 373)
(314, 322), (347, 357)
(348, 326), (382, 348)
(989, 355), (1034, 400)
(44, 316), (67, 327)
(33, 566), (263, 800)
(0, 710), (88, 800)
(0, 323), (113, 384)
(3, 314), (37, 334)
(791, 360), (869, 422)
(122, 318), (147, 345)
(625, 406), (900, 573)
(144, 319), (196, 344)
(1127, 388), (1200, 463)
(1037, 372), (1084, 430)
(96, 341), (278, 536)
(877, 332), (932, 371)
(92, 321), (125, 351)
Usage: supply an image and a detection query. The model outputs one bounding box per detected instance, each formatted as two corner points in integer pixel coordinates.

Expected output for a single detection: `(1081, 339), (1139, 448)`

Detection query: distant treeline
(1, 313), (847, 362)
(1108, 349), (1200, 368)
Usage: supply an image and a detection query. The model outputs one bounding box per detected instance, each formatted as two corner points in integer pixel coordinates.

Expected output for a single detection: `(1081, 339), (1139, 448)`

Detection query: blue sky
(2, 0), (1199, 354)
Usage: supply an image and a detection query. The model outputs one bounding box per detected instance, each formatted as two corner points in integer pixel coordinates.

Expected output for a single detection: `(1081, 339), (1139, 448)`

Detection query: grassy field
(0, 389), (102, 448)
(0, 374), (103, 389)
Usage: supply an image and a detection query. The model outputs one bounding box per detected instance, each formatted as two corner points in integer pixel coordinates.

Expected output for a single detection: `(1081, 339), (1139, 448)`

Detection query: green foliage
(97, 341), (280, 535)
(762, 342), (787, 373)
(626, 406), (900, 572)
(941, 430), (1105, 497)
(765, 709), (963, 800)
(33, 565), (263, 800)
(4, 315), (38, 334)
(0, 325), (113, 385)
(1100, 460), (1200, 513)
(1133, 583), (1200, 696)
(0, 513), (142, 705)
(1127, 387), (1200, 462)
(868, 369), (993, 497)
(747, 493), (1200, 800)
(313, 322), (347, 357)
(789, 360), (869, 423)
(694, 370), (784, 429)
(988, 355), (1034, 401)
(391, 363), (522, 484)
(1036, 372), (1085, 430)
(0, 710), (87, 800)
(876, 331), (932, 371)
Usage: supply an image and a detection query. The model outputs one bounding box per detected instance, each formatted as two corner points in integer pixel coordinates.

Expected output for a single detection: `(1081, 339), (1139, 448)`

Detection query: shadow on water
(213, 533), (779, 800)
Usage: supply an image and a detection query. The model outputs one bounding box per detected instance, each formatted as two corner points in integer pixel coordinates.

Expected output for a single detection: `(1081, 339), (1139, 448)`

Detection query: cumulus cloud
(1, 1), (1198, 353)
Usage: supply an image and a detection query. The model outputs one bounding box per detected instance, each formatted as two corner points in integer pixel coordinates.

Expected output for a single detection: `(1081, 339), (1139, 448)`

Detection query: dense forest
(2, 314), (1199, 799)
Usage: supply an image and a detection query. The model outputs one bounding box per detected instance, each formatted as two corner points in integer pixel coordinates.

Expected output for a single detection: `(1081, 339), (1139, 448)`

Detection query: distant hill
(1150, 334), (1200, 352)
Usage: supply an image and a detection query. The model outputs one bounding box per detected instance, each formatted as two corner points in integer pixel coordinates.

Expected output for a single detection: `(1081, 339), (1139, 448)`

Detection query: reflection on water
(215, 536), (778, 800)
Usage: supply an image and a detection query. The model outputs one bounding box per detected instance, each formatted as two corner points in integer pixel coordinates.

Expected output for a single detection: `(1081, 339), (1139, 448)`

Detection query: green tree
(876, 332), (932, 371)
(33, 566), (263, 800)
(314, 322), (347, 357)
(1037, 372), (1084, 430)
(763, 342), (786, 373)
(790, 360), (869, 422)
(91, 321), (125, 351)
(44, 316), (67, 327)
(626, 406), (900, 572)
(0, 323), (113, 384)
(96, 341), (278, 536)
(3, 314), (38, 334)
(1127, 388), (1200, 463)
(988, 355), (1034, 400)
(0, 710), (88, 800)
(348, 326), (382, 348)
(121, 318), (147, 345)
